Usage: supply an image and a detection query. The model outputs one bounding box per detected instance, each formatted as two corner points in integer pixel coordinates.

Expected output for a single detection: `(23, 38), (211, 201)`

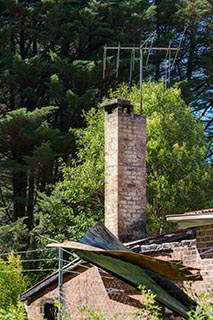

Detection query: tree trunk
(26, 171), (35, 229)
(13, 171), (27, 220)
(186, 27), (196, 80)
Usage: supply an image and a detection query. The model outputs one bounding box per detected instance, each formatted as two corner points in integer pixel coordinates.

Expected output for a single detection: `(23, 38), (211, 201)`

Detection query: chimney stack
(102, 99), (146, 242)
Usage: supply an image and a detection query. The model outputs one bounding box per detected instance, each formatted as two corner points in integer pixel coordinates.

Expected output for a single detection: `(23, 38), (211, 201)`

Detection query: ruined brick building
(19, 100), (213, 319)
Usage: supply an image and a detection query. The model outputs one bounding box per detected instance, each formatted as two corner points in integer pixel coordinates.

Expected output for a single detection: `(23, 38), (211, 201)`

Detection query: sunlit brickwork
(103, 99), (146, 242)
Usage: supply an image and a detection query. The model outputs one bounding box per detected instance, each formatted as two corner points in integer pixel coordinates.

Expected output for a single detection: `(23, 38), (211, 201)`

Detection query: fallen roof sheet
(47, 240), (201, 282)
(47, 222), (203, 320)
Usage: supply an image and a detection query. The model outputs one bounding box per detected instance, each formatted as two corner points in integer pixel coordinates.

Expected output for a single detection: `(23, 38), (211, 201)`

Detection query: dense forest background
(0, 0), (212, 296)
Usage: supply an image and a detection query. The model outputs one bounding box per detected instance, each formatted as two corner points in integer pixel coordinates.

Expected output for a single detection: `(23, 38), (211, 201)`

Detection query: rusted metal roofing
(19, 227), (193, 302)
(19, 221), (203, 318)
(48, 222), (201, 319)
(48, 240), (201, 282)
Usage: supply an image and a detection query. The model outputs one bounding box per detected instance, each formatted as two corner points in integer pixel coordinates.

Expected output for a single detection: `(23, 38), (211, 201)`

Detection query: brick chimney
(102, 99), (146, 242)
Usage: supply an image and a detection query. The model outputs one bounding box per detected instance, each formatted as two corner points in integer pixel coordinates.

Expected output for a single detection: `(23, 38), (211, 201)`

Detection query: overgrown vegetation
(0, 0), (212, 314)
(0, 0), (212, 256)
(187, 287), (213, 320)
(57, 285), (163, 319)
(0, 254), (28, 319)
(37, 83), (212, 241)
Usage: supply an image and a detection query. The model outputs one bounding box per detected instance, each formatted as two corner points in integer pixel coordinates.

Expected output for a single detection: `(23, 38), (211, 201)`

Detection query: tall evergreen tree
(151, 0), (212, 158)
(0, 107), (60, 228)
(0, 0), (212, 256)
(0, 0), (156, 253)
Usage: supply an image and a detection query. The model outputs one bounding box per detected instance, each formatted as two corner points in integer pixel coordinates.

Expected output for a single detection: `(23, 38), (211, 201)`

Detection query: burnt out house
(19, 100), (213, 319)
(19, 258), (147, 320)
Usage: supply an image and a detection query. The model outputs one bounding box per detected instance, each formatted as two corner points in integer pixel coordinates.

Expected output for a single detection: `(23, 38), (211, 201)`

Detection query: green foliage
(187, 288), (213, 320)
(175, 0), (213, 158)
(139, 285), (162, 320)
(36, 106), (104, 241)
(0, 106), (62, 237)
(0, 301), (27, 320)
(77, 286), (162, 319)
(0, 0), (212, 277)
(38, 82), (212, 239)
(0, 219), (29, 253)
(0, 253), (28, 317)
(78, 305), (146, 320)
(78, 306), (122, 319)
(106, 82), (212, 233)
(0, 0), (156, 255)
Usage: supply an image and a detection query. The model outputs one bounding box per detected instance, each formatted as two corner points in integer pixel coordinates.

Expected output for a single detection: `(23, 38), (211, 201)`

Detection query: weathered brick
(104, 100), (146, 242)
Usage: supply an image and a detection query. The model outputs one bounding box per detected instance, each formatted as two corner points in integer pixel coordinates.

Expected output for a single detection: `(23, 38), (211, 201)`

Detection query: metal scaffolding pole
(139, 45), (143, 114)
(58, 247), (63, 320)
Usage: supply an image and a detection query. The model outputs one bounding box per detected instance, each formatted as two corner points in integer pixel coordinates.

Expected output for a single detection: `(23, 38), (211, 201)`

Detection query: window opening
(43, 303), (58, 320)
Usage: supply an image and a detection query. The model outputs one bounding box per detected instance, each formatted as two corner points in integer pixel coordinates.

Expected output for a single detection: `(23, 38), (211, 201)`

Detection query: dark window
(43, 303), (58, 320)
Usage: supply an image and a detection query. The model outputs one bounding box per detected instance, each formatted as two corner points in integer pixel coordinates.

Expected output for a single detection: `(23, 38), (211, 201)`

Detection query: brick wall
(25, 265), (144, 320)
(195, 224), (213, 293)
(103, 99), (146, 242)
(140, 224), (213, 298)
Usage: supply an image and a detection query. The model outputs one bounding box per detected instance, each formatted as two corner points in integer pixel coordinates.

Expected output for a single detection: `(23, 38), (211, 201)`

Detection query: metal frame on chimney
(103, 28), (187, 114)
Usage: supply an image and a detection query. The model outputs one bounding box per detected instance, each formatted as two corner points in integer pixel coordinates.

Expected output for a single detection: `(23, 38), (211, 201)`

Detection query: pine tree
(152, 0), (212, 158)
(0, 107), (60, 229)
(0, 0), (212, 256)
(0, 0), (156, 251)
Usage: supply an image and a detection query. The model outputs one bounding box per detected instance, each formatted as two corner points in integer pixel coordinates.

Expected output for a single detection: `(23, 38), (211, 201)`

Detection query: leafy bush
(37, 82), (212, 239)
(77, 285), (162, 319)
(188, 288), (213, 320)
(0, 253), (29, 319)
(0, 302), (27, 320)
